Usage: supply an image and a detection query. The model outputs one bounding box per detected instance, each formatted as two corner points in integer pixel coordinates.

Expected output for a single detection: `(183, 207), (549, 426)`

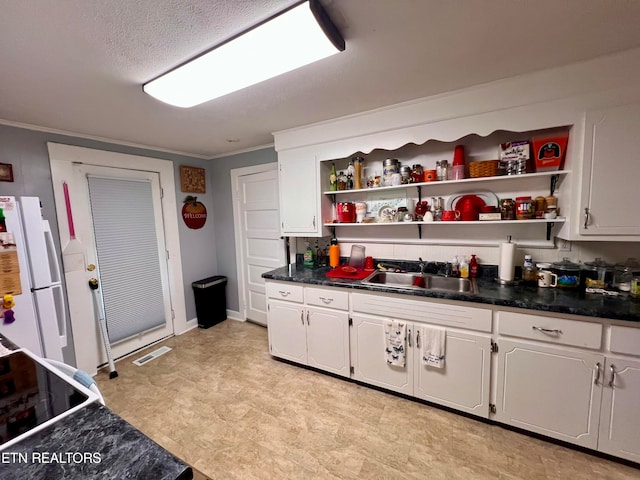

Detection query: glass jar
(500, 198), (516, 220)
(396, 206), (408, 222)
(399, 165), (412, 184)
(614, 258), (640, 292)
(581, 258), (614, 290)
(515, 196), (533, 220)
(551, 257), (582, 288)
(437, 160), (449, 181)
(411, 164), (424, 183)
(337, 171), (347, 190)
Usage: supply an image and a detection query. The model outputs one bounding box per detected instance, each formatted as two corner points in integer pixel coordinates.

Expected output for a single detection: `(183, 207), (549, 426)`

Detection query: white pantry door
(233, 165), (285, 326)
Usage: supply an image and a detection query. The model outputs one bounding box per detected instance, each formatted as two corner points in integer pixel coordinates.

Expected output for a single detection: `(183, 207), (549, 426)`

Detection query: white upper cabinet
(278, 150), (324, 236)
(578, 102), (640, 237)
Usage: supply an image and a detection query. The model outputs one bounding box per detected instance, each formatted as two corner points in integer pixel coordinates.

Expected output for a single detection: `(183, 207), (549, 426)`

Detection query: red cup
(441, 210), (460, 221)
(364, 256), (374, 270)
(453, 145), (465, 166)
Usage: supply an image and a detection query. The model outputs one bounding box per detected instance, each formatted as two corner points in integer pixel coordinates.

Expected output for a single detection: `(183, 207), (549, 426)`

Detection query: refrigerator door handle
(51, 283), (67, 348)
(43, 220), (62, 284)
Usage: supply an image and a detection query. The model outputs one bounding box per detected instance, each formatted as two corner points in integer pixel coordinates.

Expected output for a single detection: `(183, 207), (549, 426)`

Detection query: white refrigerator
(0, 196), (66, 361)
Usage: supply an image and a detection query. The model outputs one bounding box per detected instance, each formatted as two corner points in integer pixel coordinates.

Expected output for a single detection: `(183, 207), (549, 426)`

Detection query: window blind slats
(87, 176), (166, 344)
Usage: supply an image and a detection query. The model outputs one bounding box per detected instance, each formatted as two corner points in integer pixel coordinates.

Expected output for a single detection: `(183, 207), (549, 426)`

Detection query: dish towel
(421, 326), (446, 368)
(384, 320), (406, 367)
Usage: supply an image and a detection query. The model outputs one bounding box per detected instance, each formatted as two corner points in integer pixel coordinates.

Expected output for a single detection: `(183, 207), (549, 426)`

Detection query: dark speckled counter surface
(263, 264), (640, 323)
(2, 402), (192, 480)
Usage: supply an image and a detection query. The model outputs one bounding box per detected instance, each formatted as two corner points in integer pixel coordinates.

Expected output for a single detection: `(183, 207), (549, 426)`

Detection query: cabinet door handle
(584, 207), (590, 230)
(312, 215), (316, 228)
(532, 326), (563, 335)
(594, 362), (601, 385)
(416, 330), (421, 349)
(407, 328), (412, 347)
(319, 296), (333, 304)
(300, 311), (304, 325)
(278, 290), (290, 297)
(306, 310), (310, 325)
(609, 364), (616, 388)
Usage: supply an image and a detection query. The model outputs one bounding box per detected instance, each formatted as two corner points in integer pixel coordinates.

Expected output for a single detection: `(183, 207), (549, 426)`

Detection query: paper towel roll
(499, 241), (516, 282)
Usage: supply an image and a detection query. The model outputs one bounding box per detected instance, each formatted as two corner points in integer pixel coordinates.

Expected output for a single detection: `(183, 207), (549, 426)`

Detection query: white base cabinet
(267, 284), (350, 377)
(350, 314), (414, 395)
(350, 312), (491, 418)
(495, 339), (603, 449)
(414, 328), (491, 417)
(598, 356), (640, 463)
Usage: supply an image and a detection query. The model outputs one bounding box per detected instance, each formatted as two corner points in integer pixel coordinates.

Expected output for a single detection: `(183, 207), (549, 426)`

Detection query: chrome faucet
(418, 257), (427, 274)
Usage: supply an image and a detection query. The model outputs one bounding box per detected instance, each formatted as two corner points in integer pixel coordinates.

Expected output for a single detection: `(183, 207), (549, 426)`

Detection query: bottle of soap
(460, 257), (469, 278)
(451, 256), (460, 277)
(470, 254), (479, 278)
(303, 242), (314, 268)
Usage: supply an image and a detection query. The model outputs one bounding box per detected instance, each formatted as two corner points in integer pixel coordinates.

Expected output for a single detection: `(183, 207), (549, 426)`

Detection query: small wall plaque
(180, 165), (206, 193)
(0, 164), (14, 182)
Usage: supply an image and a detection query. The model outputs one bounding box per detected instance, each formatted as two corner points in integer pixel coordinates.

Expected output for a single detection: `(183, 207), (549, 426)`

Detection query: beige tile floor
(95, 320), (639, 479)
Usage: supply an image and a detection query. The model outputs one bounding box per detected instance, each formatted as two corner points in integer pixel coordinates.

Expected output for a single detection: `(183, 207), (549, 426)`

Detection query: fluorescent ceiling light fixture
(143, 0), (344, 108)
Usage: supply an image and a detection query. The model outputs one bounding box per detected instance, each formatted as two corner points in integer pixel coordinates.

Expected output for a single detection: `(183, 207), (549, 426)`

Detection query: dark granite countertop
(2, 402), (192, 480)
(263, 264), (640, 323)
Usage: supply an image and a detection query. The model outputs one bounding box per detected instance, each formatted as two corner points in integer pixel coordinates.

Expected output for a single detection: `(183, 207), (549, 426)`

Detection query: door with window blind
(72, 164), (174, 363)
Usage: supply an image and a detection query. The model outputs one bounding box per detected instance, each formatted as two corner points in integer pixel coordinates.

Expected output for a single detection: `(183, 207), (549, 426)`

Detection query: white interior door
(233, 165), (285, 326)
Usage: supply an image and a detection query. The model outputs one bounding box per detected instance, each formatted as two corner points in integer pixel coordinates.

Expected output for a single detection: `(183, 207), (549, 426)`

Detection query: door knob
(88, 278), (99, 290)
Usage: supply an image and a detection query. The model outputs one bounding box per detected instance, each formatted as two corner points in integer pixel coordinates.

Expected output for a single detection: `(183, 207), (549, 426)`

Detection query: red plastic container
(336, 202), (356, 223)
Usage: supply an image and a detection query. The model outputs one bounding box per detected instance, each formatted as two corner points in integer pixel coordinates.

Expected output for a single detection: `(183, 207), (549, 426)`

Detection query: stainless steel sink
(361, 270), (476, 294)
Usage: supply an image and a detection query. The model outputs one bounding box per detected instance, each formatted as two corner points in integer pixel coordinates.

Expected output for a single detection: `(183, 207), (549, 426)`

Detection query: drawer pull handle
(278, 291), (291, 297)
(532, 326), (563, 335)
(319, 296), (333, 304)
(609, 364), (616, 388)
(594, 362), (601, 385)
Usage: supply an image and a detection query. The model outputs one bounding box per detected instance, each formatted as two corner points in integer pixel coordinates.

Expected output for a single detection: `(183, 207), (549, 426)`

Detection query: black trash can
(192, 276), (227, 329)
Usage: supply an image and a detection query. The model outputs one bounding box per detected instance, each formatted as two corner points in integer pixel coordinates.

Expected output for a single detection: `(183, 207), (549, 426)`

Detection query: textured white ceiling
(1, 0), (640, 158)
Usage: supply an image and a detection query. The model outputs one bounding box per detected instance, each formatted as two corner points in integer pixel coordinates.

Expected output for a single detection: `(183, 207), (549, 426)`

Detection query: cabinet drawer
(304, 286), (349, 310)
(497, 311), (602, 349)
(609, 325), (640, 356)
(265, 282), (303, 303)
(351, 292), (491, 332)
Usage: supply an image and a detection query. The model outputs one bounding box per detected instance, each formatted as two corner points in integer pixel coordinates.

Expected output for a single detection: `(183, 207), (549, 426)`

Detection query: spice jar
(500, 198), (516, 220)
(515, 196), (533, 220)
(534, 196), (547, 218)
(337, 171), (347, 190)
(437, 160), (449, 181)
(411, 164), (424, 183)
(400, 165), (412, 184)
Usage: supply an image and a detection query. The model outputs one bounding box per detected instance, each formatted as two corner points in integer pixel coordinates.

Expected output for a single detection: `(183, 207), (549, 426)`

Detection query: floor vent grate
(132, 346), (172, 366)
